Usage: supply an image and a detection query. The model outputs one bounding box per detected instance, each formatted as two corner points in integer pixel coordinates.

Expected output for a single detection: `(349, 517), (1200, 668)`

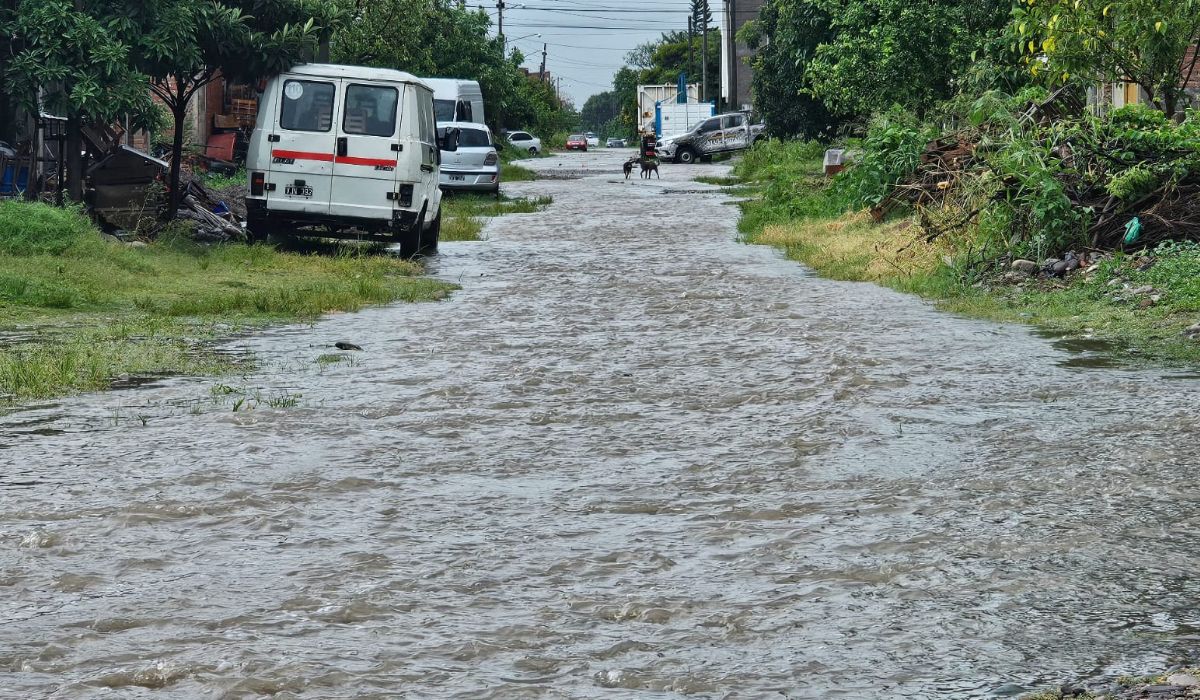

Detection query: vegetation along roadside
(731, 99), (1200, 365)
(0, 201), (454, 402)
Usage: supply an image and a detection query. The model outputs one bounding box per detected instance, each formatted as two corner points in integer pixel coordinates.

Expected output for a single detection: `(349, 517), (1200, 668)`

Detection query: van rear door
(267, 77), (339, 215)
(329, 82), (405, 222)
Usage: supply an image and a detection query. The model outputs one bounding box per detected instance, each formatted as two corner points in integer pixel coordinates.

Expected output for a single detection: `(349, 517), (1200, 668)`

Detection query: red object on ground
(206, 133), (236, 162)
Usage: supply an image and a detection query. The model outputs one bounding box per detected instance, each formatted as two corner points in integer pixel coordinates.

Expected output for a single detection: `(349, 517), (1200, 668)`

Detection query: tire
(397, 204), (425, 257)
(676, 147), (697, 165)
(423, 209), (441, 253)
(528, 147), (538, 155)
(246, 216), (277, 243)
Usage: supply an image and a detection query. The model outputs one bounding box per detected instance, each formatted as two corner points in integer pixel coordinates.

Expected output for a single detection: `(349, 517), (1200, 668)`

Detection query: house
(1089, 45), (1200, 114)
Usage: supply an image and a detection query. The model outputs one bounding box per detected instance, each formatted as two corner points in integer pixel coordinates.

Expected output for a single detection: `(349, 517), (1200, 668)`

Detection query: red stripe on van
(336, 155), (397, 167)
(271, 149), (396, 168)
(272, 149), (334, 162)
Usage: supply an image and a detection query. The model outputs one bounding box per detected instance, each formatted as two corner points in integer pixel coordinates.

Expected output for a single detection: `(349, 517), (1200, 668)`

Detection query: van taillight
(250, 172), (265, 196)
(484, 151), (498, 166)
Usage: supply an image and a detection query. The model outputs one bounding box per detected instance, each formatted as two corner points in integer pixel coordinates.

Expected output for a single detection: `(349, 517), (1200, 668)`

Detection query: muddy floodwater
(4, 150), (1200, 699)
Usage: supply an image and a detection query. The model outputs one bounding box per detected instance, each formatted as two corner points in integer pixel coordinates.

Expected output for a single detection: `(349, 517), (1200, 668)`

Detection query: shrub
(832, 107), (936, 209)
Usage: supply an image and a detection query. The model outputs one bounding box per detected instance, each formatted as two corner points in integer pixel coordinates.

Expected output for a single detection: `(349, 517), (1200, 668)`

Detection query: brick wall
(1184, 45), (1200, 90)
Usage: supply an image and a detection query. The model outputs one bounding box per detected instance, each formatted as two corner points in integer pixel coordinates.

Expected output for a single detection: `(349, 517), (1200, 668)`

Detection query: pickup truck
(656, 111), (766, 164)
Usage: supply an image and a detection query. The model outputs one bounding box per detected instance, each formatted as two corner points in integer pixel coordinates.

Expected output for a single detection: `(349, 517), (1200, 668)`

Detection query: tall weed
(0, 201), (94, 255)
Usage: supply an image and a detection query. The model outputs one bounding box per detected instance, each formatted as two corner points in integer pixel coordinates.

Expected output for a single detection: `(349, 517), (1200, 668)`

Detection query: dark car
(565, 134), (588, 151)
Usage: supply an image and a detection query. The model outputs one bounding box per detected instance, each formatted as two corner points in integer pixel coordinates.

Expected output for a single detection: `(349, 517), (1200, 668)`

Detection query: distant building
(1088, 45), (1200, 114)
(720, 0), (763, 111)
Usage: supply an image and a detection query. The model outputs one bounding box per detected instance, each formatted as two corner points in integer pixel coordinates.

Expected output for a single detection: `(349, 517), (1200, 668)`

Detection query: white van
(245, 64), (459, 255)
(423, 78), (486, 125)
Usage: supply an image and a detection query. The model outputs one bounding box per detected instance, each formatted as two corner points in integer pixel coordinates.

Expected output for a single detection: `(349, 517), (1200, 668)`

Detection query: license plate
(448, 175), (465, 182)
(284, 185), (313, 198)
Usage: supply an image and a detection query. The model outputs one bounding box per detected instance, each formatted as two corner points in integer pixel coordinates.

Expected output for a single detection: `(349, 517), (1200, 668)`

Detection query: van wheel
(247, 216), (276, 243)
(423, 210), (441, 253)
(676, 147), (697, 165)
(397, 204), (426, 257)
(528, 147), (538, 156)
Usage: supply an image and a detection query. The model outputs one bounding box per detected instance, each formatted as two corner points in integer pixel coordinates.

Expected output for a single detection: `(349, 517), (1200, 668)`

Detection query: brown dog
(640, 158), (659, 179)
(623, 158), (635, 179)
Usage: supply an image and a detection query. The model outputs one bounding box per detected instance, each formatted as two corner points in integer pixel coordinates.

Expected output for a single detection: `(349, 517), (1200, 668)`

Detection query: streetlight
(508, 32), (542, 44)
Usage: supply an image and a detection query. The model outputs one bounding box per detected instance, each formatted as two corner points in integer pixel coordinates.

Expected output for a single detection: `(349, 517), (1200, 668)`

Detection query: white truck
(423, 78), (486, 125)
(245, 64), (459, 256)
(653, 102), (714, 139)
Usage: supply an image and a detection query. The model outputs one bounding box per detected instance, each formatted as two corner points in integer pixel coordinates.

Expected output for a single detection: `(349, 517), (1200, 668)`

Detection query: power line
(501, 23), (673, 29)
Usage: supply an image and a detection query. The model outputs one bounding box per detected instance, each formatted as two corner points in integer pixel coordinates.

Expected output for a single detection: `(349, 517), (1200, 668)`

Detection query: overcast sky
(476, 0), (721, 107)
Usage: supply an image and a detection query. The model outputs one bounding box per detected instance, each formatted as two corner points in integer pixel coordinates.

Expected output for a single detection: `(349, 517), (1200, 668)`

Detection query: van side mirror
(439, 128), (460, 153)
(494, 141), (505, 152)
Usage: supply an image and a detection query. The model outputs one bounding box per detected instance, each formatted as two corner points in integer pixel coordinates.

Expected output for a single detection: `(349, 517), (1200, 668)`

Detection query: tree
(3, 0), (157, 201)
(742, 0), (844, 137)
(690, 0), (713, 29)
(581, 91), (621, 133)
(333, 0), (538, 133)
(801, 0), (1012, 115)
(120, 0), (330, 218)
(1013, 0), (1200, 116)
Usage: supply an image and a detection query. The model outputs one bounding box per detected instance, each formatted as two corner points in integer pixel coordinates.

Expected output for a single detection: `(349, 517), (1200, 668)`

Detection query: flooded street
(5, 149), (1200, 698)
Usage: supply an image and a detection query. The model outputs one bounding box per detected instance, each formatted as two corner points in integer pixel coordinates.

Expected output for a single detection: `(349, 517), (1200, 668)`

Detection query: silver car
(438, 122), (500, 194)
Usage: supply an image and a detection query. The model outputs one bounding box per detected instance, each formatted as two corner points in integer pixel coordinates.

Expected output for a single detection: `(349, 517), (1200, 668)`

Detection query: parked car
(565, 134), (588, 151)
(657, 111), (766, 164)
(245, 63), (459, 256)
(438, 122), (500, 194)
(585, 131), (600, 147)
(605, 137), (626, 148)
(507, 130), (542, 155)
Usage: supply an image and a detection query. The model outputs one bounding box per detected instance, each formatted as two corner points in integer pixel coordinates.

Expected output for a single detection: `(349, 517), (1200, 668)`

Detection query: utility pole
(687, 16), (695, 91)
(497, 0), (505, 131)
(540, 43), (547, 82)
(700, 0), (709, 102)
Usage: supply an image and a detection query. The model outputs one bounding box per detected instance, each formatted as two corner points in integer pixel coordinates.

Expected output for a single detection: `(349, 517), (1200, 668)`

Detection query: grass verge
(0, 201), (454, 400)
(439, 193), (553, 242)
(501, 162), (538, 182)
(733, 141), (1200, 364)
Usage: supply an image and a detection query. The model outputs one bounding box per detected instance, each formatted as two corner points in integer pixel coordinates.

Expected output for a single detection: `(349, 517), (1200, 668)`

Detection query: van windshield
(434, 99), (456, 122)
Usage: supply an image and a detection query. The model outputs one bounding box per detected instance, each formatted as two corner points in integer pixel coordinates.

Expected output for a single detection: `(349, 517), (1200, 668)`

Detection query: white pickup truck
(656, 111), (766, 164)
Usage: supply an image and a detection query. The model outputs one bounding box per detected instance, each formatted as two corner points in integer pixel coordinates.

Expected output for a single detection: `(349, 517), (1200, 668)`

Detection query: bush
(832, 107), (936, 209)
(0, 201), (96, 256)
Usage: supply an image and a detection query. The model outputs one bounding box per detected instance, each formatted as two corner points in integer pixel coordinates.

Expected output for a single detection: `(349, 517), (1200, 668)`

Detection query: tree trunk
(165, 104), (187, 221)
(1163, 87), (1178, 119)
(66, 113), (84, 203)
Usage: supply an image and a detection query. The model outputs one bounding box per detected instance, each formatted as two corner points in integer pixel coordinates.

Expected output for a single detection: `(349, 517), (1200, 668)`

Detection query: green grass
(439, 193), (553, 241)
(694, 175), (741, 186)
(197, 167), (247, 191)
(501, 161), (538, 182)
(0, 201), (454, 400)
(733, 141), (1200, 365)
(440, 216), (484, 242)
